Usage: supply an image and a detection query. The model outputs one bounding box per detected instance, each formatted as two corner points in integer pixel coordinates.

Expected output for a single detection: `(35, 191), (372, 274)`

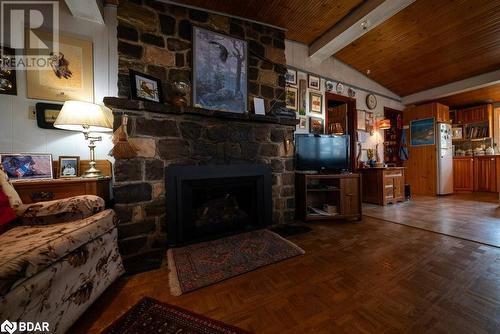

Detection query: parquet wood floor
(72, 212), (500, 333)
(364, 193), (500, 247)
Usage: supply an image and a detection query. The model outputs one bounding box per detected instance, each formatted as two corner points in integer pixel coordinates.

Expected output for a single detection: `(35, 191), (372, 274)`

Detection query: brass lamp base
(82, 130), (103, 178)
(82, 163), (102, 178)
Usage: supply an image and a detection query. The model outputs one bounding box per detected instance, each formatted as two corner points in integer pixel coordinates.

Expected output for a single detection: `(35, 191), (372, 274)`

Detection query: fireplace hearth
(166, 164), (272, 247)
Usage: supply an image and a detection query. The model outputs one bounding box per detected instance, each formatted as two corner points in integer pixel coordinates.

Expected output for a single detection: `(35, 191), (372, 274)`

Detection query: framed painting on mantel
(26, 32), (94, 102)
(192, 27), (248, 113)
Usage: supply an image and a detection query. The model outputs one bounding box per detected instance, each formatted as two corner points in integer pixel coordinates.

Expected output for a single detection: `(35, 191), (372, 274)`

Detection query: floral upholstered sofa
(0, 169), (124, 333)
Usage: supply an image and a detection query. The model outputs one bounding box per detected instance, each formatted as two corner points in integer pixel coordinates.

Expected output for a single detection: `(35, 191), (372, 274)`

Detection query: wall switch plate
(29, 106), (36, 120)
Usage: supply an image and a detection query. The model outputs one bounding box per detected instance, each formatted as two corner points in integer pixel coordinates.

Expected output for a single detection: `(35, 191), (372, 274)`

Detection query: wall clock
(366, 94), (377, 109)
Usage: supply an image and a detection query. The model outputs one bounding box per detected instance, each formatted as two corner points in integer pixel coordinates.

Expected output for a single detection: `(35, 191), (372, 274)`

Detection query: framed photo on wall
(193, 27), (248, 113)
(309, 92), (322, 114)
(0, 46), (17, 95)
(309, 117), (324, 134)
(58, 156), (79, 178)
(286, 69), (297, 85)
(298, 117), (307, 129)
(410, 118), (435, 146)
(129, 70), (163, 103)
(285, 86), (298, 110)
(0, 153), (53, 180)
(35, 102), (63, 129)
(26, 32), (94, 102)
(308, 74), (320, 90)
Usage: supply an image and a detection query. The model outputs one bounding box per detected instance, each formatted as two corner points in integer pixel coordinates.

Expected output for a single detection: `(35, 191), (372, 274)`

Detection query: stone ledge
(104, 97), (298, 127)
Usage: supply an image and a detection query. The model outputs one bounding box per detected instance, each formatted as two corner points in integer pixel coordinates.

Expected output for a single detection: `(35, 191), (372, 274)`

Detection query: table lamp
(54, 101), (113, 178)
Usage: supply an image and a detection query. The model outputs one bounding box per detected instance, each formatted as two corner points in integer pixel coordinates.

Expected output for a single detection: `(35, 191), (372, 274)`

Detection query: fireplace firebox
(166, 164), (272, 247)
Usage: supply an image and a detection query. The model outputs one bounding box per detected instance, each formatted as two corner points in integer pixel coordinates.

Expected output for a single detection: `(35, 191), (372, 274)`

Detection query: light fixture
(329, 123), (344, 135)
(54, 101), (113, 178)
(378, 119), (391, 130)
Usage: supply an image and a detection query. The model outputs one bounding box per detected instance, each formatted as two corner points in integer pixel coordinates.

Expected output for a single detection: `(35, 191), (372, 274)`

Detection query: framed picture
(193, 26), (247, 113)
(285, 86), (298, 110)
(309, 92), (322, 114)
(452, 126), (463, 140)
(58, 156), (79, 178)
(129, 70), (163, 103)
(299, 117), (307, 129)
(285, 69), (297, 85)
(0, 153), (53, 180)
(357, 109), (366, 131)
(298, 78), (307, 115)
(365, 111), (374, 132)
(0, 46), (17, 95)
(309, 117), (324, 134)
(35, 102), (63, 129)
(411, 118), (435, 146)
(26, 32), (94, 102)
(308, 74), (320, 90)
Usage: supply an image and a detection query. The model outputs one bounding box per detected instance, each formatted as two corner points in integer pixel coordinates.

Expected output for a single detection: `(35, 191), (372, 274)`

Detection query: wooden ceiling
(335, 0), (500, 97)
(172, 0), (365, 44)
(436, 83), (500, 109)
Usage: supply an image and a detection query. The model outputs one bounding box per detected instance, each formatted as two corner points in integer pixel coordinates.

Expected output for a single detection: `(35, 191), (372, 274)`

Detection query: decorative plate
(336, 82), (344, 94)
(348, 87), (355, 97)
(366, 93), (377, 109)
(325, 81), (334, 91)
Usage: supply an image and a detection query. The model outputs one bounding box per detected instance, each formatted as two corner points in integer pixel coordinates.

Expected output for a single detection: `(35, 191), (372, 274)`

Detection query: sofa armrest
(18, 195), (105, 225)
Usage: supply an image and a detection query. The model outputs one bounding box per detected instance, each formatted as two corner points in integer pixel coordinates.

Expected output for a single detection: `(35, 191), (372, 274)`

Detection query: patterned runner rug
(103, 297), (249, 334)
(167, 229), (305, 296)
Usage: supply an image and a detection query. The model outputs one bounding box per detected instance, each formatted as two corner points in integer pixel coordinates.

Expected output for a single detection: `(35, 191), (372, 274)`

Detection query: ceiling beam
(309, 0), (415, 62)
(64, 0), (105, 24)
(401, 69), (500, 105)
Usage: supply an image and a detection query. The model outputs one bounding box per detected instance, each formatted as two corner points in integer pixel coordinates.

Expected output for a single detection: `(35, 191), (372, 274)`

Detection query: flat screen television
(295, 134), (350, 171)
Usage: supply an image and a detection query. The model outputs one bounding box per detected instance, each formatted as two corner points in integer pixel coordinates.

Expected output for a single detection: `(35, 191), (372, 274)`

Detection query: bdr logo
(1, 320), (50, 333)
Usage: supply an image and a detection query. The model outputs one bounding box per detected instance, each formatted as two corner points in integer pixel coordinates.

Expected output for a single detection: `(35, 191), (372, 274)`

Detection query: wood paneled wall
(403, 103), (449, 195)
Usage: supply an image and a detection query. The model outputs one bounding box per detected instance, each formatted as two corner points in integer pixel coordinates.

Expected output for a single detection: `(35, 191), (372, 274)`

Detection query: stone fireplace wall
(111, 1), (291, 273)
(116, 0), (286, 113)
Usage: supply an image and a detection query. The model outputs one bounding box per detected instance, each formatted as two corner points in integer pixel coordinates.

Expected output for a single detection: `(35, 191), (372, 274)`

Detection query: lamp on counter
(378, 119), (391, 130)
(329, 123), (344, 135)
(54, 101), (113, 178)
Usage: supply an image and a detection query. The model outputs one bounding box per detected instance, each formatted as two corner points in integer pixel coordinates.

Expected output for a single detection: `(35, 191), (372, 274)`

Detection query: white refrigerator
(436, 123), (453, 195)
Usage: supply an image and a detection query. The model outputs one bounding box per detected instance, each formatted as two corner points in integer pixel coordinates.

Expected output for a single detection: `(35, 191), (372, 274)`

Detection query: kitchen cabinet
(453, 157), (474, 191)
(474, 156), (497, 192)
(454, 104), (492, 125)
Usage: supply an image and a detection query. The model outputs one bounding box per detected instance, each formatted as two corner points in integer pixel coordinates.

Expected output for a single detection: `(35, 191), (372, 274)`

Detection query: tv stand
(295, 172), (362, 222)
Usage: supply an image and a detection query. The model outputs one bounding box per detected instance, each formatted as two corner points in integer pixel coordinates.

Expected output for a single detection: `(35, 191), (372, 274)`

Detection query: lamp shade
(379, 119), (391, 130)
(54, 101), (113, 132)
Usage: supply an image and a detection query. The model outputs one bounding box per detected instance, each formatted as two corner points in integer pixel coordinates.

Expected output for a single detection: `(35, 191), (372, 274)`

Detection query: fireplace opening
(166, 164), (272, 247)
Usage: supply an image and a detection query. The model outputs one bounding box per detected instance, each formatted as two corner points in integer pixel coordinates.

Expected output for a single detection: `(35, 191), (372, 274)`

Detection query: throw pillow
(0, 168), (22, 209)
(0, 186), (17, 233)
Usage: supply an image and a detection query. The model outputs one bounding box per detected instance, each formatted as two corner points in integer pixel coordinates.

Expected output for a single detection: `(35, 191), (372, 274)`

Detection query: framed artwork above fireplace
(192, 27), (248, 114)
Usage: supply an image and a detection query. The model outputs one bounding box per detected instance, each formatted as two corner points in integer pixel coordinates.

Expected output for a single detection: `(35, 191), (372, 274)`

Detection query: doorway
(325, 93), (357, 171)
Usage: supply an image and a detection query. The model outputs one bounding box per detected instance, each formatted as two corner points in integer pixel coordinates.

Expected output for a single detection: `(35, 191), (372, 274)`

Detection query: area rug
(103, 297), (249, 334)
(167, 229), (305, 296)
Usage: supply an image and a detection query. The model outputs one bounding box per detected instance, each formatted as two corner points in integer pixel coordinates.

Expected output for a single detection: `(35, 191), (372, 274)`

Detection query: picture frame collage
(286, 68), (324, 133)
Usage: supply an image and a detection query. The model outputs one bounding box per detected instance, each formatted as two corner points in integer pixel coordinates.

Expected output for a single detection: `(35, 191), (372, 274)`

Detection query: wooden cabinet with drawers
(13, 177), (111, 204)
(453, 156), (498, 193)
(360, 167), (405, 205)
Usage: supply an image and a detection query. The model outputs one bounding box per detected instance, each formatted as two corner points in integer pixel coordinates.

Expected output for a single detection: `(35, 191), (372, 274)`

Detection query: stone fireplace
(110, 0), (292, 273)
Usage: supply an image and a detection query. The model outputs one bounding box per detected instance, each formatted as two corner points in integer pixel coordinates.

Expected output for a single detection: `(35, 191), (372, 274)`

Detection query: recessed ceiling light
(366, 69), (371, 75)
(360, 19), (369, 31)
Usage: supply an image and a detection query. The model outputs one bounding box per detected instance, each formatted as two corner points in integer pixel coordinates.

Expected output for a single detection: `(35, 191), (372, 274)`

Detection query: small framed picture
(0, 46), (17, 96)
(0, 153), (53, 180)
(285, 69), (297, 86)
(299, 117), (307, 129)
(35, 102), (63, 130)
(309, 92), (322, 114)
(129, 70), (163, 103)
(357, 109), (366, 131)
(309, 117), (324, 134)
(286, 86), (298, 110)
(452, 126), (463, 140)
(308, 74), (320, 90)
(58, 156), (79, 178)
